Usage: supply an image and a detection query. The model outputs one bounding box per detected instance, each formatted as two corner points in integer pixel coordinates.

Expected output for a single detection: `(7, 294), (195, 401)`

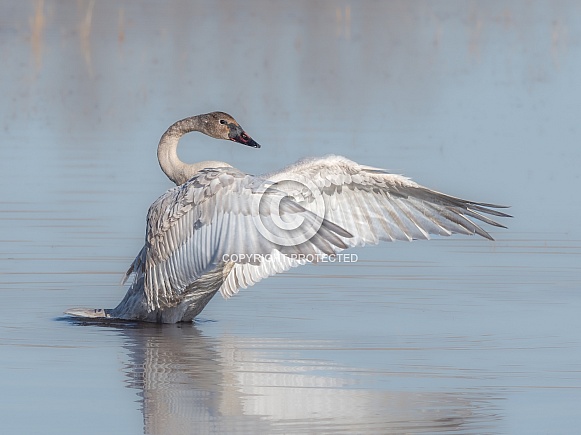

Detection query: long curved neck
(157, 117), (230, 186)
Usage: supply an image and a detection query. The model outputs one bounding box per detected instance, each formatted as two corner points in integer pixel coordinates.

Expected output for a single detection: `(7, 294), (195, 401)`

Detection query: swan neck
(157, 117), (208, 185)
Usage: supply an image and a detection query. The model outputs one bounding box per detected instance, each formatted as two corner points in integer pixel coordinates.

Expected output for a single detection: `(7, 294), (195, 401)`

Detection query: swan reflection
(84, 322), (497, 433)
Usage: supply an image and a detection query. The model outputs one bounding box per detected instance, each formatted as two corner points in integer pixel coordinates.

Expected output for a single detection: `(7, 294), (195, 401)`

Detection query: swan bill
(228, 124), (261, 148)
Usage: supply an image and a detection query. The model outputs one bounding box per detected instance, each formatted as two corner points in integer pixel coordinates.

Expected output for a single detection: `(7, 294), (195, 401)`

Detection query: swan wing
(139, 167), (351, 309)
(216, 155), (510, 299)
(263, 155), (510, 245)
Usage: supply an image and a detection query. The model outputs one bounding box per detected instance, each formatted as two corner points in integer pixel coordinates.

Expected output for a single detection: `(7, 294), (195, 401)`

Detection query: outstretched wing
(136, 168), (352, 309)
(215, 155), (511, 298)
(264, 155), (510, 245)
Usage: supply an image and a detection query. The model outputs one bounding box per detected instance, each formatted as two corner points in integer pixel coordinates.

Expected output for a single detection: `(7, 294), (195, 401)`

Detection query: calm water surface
(1, 1), (580, 434)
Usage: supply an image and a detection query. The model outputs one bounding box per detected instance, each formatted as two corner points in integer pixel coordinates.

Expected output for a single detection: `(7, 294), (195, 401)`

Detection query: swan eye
(219, 119), (227, 125)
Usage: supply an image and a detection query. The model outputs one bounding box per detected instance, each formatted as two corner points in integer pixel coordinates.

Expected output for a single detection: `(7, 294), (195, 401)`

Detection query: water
(1, 1), (580, 433)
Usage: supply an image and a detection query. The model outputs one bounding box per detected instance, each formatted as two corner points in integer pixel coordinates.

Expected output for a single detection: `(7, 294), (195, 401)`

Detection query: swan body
(66, 112), (510, 323)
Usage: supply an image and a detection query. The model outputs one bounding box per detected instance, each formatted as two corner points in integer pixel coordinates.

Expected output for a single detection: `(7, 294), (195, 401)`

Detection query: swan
(66, 111), (510, 323)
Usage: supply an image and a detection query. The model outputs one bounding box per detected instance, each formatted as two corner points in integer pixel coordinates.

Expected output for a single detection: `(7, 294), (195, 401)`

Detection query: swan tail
(64, 307), (112, 319)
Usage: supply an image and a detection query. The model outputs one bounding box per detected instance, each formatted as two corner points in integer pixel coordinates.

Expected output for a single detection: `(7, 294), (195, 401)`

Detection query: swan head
(201, 112), (261, 148)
